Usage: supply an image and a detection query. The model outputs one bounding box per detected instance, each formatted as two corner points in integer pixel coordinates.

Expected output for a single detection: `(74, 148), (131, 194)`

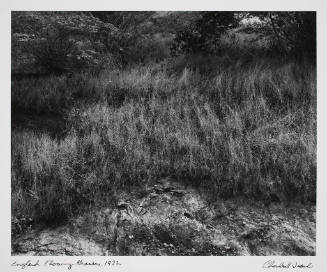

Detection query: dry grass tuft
(12, 57), (316, 231)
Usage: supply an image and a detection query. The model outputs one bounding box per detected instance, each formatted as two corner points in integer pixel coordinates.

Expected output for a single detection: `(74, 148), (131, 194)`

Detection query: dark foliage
(171, 12), (238, 55)
(250, 12), (316, 60)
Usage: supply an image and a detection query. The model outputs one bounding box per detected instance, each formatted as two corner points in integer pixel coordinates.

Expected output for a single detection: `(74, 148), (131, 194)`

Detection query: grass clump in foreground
(11, 57), (316, 234)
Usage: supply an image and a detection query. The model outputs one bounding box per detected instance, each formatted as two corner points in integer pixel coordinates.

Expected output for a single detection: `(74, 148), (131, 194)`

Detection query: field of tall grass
(11, 56), (316, 234)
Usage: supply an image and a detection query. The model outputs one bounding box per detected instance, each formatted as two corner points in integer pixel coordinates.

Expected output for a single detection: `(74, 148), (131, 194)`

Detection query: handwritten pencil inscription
(11, 259), (122, 270)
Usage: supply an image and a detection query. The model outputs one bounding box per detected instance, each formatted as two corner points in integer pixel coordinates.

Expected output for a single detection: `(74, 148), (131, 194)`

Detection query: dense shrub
(171, 12), (238, 55)
(248, 12), (316, 60)
(11, 11), (117, 75)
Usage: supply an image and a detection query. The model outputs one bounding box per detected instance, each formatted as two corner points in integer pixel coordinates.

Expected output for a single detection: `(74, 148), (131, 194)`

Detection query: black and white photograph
(10, 10), (317, 257)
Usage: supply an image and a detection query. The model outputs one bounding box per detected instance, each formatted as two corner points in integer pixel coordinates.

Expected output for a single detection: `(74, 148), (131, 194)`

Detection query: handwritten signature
(263, 260), (313, 269)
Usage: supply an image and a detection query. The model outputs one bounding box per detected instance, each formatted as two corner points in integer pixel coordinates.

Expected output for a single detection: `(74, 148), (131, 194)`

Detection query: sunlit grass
(11, 57), (316, 232)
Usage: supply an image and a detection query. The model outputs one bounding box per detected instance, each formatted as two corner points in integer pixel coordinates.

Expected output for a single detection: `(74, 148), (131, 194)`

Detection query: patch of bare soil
(12, 178), (315, 256)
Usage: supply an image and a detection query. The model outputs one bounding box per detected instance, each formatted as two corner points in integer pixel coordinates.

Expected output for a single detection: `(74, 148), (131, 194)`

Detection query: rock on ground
(12, 178), (316, 256)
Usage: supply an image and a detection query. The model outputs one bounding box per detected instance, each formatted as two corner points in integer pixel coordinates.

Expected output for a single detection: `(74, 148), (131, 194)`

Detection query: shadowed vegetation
(12, 58), (316, 230)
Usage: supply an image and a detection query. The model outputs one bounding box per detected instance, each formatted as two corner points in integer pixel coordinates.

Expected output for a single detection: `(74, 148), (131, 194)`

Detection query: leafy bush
(248, 12), (316, 60)
(11, 11), (117, 75)
(171, 12), (238, 55)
